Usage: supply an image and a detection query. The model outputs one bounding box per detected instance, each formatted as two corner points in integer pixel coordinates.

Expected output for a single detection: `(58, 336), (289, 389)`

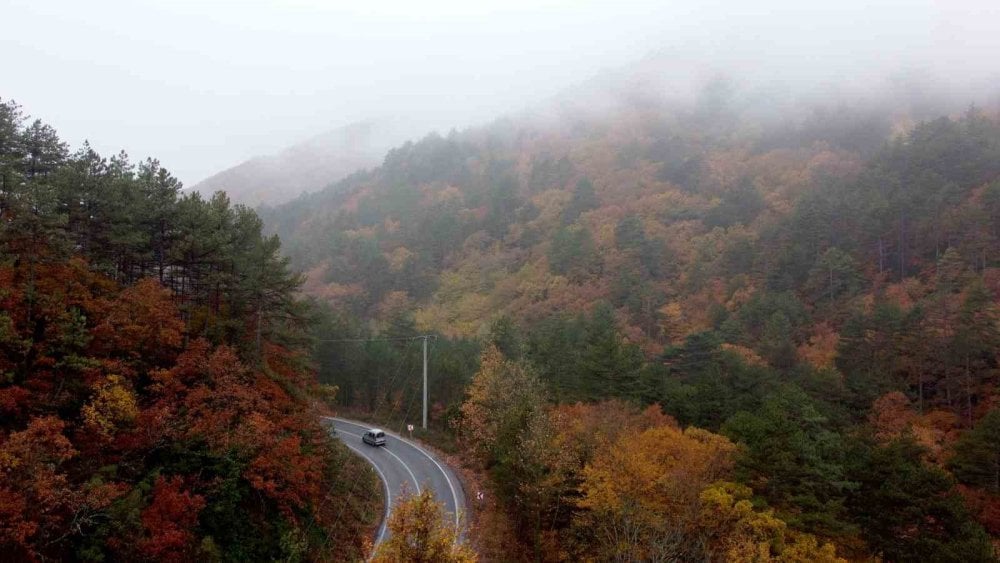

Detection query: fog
(4, 0), (998, 186)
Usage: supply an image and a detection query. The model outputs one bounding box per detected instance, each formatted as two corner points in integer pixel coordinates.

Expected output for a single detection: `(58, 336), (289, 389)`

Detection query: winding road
(323, 417), (466, 547)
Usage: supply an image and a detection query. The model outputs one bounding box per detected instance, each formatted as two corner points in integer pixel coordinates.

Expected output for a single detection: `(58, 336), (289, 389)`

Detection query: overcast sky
(4, 0), (998, 186)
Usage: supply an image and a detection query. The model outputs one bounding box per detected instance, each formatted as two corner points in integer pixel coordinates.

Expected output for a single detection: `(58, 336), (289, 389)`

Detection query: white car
(362, 428), (386, 447)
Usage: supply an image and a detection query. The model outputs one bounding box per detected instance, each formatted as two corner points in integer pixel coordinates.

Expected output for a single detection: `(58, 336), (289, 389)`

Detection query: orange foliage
(868, 392), (961, 465)
(722, 342), (769, 367)
(797, 322), (840, 369)
(958, 485), (1000, 536)
(544, 401), (677, 490)
(577, 422), (738, 560)
(0, 416), (79, 556)
(138, 476), (206, 562)
(91, 278), (184, 364)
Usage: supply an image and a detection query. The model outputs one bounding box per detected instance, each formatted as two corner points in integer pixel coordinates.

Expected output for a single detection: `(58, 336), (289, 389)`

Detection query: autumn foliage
(286, 85), (1000, 559)
(372, 488), (475, 563)
(0, 99), (378, 561)
(0, 257), (375, 562)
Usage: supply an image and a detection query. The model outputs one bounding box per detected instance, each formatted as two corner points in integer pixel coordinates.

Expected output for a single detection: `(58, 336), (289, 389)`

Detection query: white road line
(390, 433), (461, 531)
(336, 429), (422, 494)
(340, 440), (391, 547)
(327, 417), (461, 531)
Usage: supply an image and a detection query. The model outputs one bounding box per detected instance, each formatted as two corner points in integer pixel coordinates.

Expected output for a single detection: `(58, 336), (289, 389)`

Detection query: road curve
(322, 417), (466, 547)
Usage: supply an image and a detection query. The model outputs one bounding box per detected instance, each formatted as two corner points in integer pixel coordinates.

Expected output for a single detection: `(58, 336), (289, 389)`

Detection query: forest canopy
(0, 98), (378, 561)
(270, 87), (1000, 561)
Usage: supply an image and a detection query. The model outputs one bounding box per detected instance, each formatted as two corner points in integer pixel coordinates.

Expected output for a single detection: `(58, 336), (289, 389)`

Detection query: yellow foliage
(383, 217), (401, 235)
(868, 392), (960, 464)
(577, 425), (846, 562)
(372, 488), (475, 563)
(435, 185), (464, 204)
(698, 482), (785, 560)
(377, 291), (413, 324)
(82, 374), (138, 437)
(385, 247), (414, 272)
(698, 482), (846, 563)
(459, 345), (545, 465)
(0, 450), (19, 471)
(883, 278), (927, 311)
(530, 189), (572, 224)
(578, 423), (737, 559)
(722, 343), (769, 367)
(779, 533), (846, 563)
(658, 301), (686, 341)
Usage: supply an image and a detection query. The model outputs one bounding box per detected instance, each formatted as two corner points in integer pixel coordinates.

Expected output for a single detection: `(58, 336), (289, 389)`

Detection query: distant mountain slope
(263, 73), (999, 367)
(261, 66), (1000, 558)
(190, 119), (417, 206)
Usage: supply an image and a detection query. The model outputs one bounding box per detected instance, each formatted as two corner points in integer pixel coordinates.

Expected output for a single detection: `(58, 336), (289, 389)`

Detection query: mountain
(266, 74), (998, 349)
(263, 68), (1000, 559)
(190, 119), (418, 207)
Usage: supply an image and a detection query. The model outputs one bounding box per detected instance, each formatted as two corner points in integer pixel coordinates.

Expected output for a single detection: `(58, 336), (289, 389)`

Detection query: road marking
(336, 429), (422, 494)
(340, 440), (391, 547)
(327, 417), (461, 532)
(392, 433), (461, 531)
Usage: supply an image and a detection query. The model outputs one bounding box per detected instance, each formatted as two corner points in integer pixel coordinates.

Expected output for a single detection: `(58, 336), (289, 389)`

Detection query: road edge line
(336, 428), (422, 494)
(327, 417), (462, 532)
(326, 421), (391, 559)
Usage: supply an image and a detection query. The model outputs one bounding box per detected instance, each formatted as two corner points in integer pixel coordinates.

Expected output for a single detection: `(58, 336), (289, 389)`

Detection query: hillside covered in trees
(264, 78), (1000, 560)
(0, 99), (379, 561)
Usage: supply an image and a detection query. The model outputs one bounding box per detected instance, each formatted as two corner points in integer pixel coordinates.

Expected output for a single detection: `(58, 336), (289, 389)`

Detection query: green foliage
(524, 304), (642, 402)
(0, 101), (375, 561)
(548, 225), (601, 282)
(723, 389), (855, 538)
(951, 409), (1000, 493)
(704, 180), (765, 228)
(660, 343), (781, 429)
(804, 247), (863, 303)
(846, 437), (994, 562)
(251, 93), (1000, 560)
(561, 178), (598, 224)
(486, 315), (523, 360)
(311, 301), (478, 423)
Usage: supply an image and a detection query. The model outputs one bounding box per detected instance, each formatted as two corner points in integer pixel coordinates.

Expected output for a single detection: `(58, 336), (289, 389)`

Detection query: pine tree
(951, 409), (1000, 493)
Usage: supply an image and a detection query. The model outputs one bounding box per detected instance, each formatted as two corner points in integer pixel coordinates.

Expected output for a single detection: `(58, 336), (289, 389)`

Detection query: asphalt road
(324, 417), (466, 547)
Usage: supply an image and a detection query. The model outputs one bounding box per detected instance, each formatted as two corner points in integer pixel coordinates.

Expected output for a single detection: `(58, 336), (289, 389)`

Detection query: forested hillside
(0, 99), (378, 561)
(265, 80), (1000, 560)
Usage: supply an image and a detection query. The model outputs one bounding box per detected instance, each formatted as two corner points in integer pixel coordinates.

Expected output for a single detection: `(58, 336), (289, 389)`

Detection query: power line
(315, 335), (438, 343)
(318, 334), (438, 429)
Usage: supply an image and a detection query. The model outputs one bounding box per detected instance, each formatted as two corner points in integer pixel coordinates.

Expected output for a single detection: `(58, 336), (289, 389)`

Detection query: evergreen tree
(561, 177), (598, 224)
(951, 409), (1000, 493)
(847, 437), (994, 562)
(578, 303), (643, 400)
(548, 225), (600, 282)
(722, 388), (854, 537)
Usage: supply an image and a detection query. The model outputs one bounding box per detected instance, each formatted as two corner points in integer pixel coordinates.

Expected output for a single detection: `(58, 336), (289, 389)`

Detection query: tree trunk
(878, 237), (884, 275)
(966, 354), (974, 428)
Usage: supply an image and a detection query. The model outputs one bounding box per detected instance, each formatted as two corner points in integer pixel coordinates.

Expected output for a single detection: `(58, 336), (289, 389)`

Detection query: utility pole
(422, 335), (428, 430)
(316, 333), (433, 429)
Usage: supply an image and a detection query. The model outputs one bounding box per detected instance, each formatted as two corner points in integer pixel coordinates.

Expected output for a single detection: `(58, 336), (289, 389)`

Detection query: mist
(4, 0), (998, 186)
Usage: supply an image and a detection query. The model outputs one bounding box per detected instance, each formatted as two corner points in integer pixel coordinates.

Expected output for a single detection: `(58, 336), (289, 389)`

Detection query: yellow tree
(576, 424), (845, 561)
(577, 424), (737, 561)
(697, 482), (844, 562)
(81, 374), (139, 438)
(457, 345), (545, 469)
(372, 488), (475, 563)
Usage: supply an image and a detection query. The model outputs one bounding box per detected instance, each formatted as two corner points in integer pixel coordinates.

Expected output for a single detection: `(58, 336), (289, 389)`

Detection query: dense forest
(264, 83), (1000, 561)
(0, 98), (380, 561)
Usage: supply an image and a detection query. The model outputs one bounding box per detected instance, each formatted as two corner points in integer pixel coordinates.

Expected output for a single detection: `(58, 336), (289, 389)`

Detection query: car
(362, 428), (386, 447)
